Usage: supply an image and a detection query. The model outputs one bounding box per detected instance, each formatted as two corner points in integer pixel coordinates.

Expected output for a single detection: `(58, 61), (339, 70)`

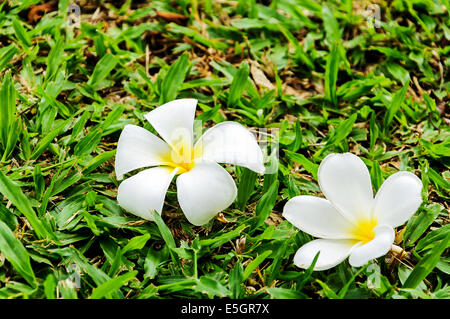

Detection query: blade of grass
(0, 72), (16, 150)
(30, 119), (70, 160)
(325, 44), (340, 106)
(87, 53), (117, 89)
(90, 270), (137, 299)
(403, 235), (450, 289)
(236, 168), (257, 210)
(227, 61), (250, 106)
(159, 53), (190, 104)
(0, 220), (36, 286)
(253, 180), (279, 230)
(0, 169), (50, 240)
(384, 81), (409, 133)
(243, 250), (272, 281)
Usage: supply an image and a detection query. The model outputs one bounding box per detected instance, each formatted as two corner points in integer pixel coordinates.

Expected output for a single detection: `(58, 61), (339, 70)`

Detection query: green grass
(0, 0), (449, 299)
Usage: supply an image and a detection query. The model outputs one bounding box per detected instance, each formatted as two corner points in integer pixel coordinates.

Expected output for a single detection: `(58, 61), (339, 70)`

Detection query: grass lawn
(0, 0), (448, 299)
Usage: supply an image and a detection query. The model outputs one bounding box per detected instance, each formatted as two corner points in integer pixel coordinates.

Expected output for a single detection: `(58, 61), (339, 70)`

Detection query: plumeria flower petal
(176, 161), (237, 226)
(115, 124), (172, 180)
(317, 153), (374, 224)
(283, 196), (353, 239)
(196, 122), (266, 174)
(348, 225), (395, 267)
(293, 239), (357, 271)
(283, 152), (423, 271)
(115, 98), (264, 225)
(117, 167), (178, 220)
(144, 98), (197, 150)
(372, 171), (423, 228)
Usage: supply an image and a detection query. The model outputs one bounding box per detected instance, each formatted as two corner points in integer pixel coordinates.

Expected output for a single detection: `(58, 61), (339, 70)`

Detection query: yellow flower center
(350, 217), (378, 244)
(161, 140), (202, 174)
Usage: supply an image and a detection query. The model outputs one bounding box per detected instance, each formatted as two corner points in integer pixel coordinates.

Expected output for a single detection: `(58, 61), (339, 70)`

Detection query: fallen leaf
(155, 10), (188, 25)
(250, 61), (275, 90)
(28, 1), (58, 23)
(283, 85), (313, 99)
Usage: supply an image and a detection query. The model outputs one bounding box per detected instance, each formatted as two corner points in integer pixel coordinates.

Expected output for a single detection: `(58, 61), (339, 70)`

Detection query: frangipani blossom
(114, 98), (265, 226)
(283, 153), (423, 271)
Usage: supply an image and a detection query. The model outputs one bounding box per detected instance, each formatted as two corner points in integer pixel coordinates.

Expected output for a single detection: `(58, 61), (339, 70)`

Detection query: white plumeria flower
(283, 153), (423, 271)
(114, 98), (265, 226)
